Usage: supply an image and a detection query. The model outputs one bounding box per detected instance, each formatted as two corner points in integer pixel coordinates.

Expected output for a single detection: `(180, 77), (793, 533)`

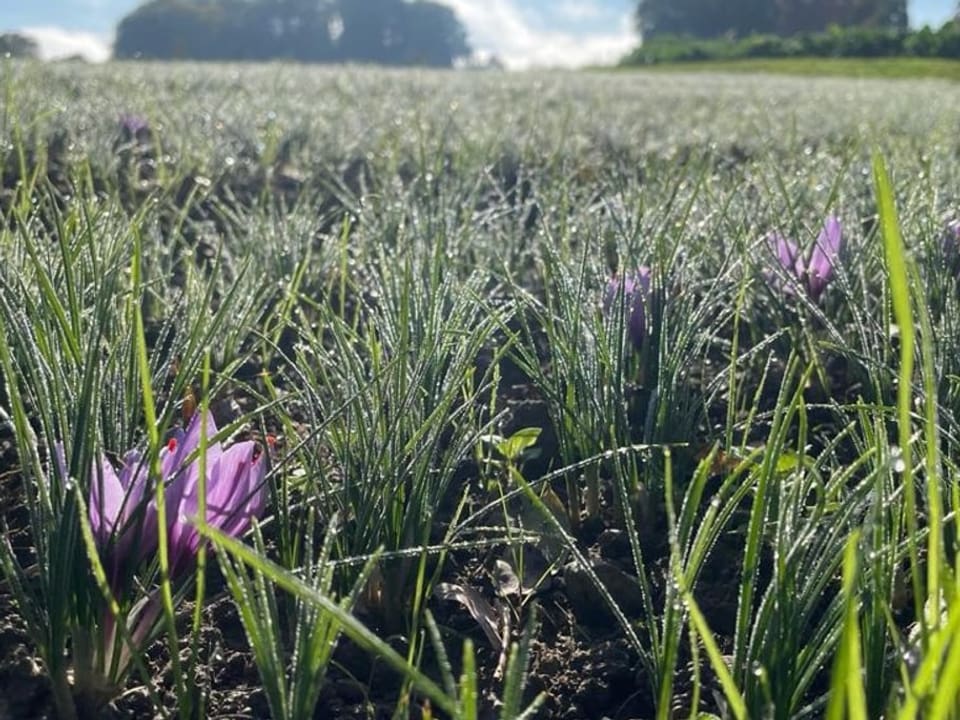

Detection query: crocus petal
(172, 411), (220, 473)
(147, 414), (215, 568)
(769, 233), (803, 276)
(117, 450), (143, 491)
(198, 411), (223, 466)
(205, 442), (257, 527)
(943, 220), (960, 257)
(119, 113), (149, 136)
(162, 415), (210, 577)
(128, 590), (164, 649)
(602, 275), (634, 316)
(117, 437), (194, 566)
(634, 266), (652, 296)
(112, 450), (154, 561)
(167, 494), (198, 578)
(159, 428), (185, 480)
(168, 459), (201, 553)
(164, 411), (221, 510)
(807, 216), (842, 301)
(627, 296), (646, 349)
(603, 268), (651, 350)
(133, 435), (182, 564)
(90, 458), (125, 546)
(52, 442), (69, 485)
(244, 456), (268, 522)
(110, 589), (164, 677)
(197, 441), (266, 538)
(220, 451), (268, 539)
(628, 266), (651, 349)
(765, 233), (805, 297)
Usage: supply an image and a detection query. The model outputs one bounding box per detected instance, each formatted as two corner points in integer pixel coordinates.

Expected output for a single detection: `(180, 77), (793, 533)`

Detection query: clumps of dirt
(0, 432), (52, 719)
(527, 634), (647, 720)
(0, 592), (54, 720)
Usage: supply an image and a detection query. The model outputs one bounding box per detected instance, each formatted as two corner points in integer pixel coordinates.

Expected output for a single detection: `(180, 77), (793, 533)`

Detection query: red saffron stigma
(167, 437), (178, 452)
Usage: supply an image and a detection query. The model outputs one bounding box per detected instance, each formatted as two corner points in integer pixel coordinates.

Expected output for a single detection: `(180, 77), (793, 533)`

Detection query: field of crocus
(2, 60), (960, 719)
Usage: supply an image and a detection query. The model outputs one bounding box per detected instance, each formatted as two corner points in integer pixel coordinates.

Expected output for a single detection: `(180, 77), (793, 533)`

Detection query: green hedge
(621, 22), (960, 65)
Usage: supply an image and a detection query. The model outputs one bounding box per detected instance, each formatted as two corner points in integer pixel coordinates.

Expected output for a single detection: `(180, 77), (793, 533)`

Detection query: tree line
(636, 0), (910, 39)
(113, 0), (471, 67)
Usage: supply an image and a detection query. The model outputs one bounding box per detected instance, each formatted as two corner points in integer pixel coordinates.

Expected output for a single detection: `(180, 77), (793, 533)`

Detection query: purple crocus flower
(936, 219), (960, 283)
(118, 113), (150, 142)
(767, 216), (842, 302)
(51, 412), (267, 695)
(603, 267), (652, 349)
(944, 220), (960, 255)
(74, 410), (267, 582)
(165, 411), (268, 577)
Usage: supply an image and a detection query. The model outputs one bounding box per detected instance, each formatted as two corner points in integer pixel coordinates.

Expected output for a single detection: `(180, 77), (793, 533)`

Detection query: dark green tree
(636, 0), (907, 39)
(636, 0), (777, 39)
(0, 32), (39, 59)
(222, 0), (337, 61)
(775, 0), (907, 33)
(391, 1), (471, 66)
(114, 0), (233, 59)
(331, 0), (406, 63)
(883, 0), (909, 30)
(114, 0), (471, 66)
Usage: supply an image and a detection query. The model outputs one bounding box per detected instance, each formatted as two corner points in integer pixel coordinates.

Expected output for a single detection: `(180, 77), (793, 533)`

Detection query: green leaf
(873, 151), (923, 635)
(686, 590), (747, 720)
(498, 427), (542, 462)
(826, 531), (867, 720)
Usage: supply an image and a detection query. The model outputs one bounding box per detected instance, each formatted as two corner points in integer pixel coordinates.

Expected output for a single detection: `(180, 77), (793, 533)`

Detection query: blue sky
(7, 0), (956, 68)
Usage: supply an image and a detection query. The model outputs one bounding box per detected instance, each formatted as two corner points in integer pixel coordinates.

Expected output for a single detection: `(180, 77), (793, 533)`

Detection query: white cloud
(19, 26), (111, 62)
(443, 0), (638, 69)
(555, 1), (604, 22)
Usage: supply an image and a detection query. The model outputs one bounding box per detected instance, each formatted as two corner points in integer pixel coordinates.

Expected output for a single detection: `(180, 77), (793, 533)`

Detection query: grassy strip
(616, 56), (960, 80)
